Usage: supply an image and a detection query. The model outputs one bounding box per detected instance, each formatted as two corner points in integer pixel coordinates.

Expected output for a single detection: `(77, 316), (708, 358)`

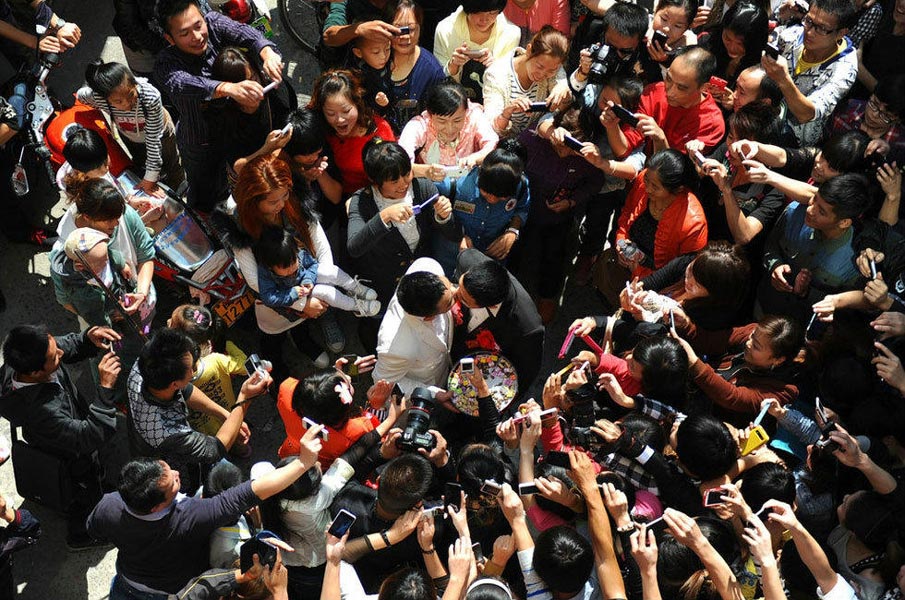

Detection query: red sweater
(328, 116), (396, 196)
(636, 82), (726, 153)
(616, 169), (708, 278)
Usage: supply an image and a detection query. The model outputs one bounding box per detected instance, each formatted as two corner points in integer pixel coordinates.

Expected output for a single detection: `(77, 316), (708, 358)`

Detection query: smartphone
(610, 104), (640, 128)
(526, 101), (549, 113)
(870, 258), (878, 279)
(709, 76), (728, 90)
(396, 25), (411, 35)
(644, 514), (668, 535)
(703, 488), (725, 507)
(545, 450), (572, 469)
(691, 149), (707, 168)
(754, 504), (774, 522)
(652, 30), (668, 48)
(262, 80), (280, 94)
(245, 354), (265, 378)
(460, 357), (475, 374)
(519, 481), (540, 495)
(423, 499), (445, 516)
(764, 42), (780, 60)
(563, 134), (585, 153)
(240, 533), (281, 572)
(328, 509), (357, 537)
(444, 482), (463, 510)
(471, 542), (484, 562)
(396, 98), (419, 109)
(741, 425), (769, 456)
(669, 308), (676, 331)
(579, 360), (593, 380)
(302, 416), (330, 441)
(511, 407), (557, 425)
(342, 354), (359, 377)
(867, 150), (887, 171)
(279, 123), (293, 138)
(392, 383), (405, 406)
(464, 48), (486, 58)
(480, 479), (503, 497)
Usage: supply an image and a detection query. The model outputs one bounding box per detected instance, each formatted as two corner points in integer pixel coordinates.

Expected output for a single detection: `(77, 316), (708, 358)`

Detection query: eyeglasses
(867, 97), (898, 125)
(802, 15), (838, 36)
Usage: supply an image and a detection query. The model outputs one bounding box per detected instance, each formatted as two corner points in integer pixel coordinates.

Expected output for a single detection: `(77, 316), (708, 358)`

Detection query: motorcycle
(4, 52), (254, 327)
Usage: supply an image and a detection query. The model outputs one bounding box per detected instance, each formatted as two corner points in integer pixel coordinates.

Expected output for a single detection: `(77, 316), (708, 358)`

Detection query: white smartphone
(302, 416), (329, 441)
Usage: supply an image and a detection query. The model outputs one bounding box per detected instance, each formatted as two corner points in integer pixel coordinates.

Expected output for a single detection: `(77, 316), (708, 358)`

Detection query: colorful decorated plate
(448, 352), (518, 417)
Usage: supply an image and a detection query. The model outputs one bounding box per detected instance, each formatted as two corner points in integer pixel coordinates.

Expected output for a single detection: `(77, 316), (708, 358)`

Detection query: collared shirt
(467, 305), (500, 332)
(153, 11), (277, 147)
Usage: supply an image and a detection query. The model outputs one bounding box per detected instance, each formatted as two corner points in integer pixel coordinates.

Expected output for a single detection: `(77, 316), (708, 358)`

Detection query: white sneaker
(348, 277), (379, 301)
(353, 297), (381, 317)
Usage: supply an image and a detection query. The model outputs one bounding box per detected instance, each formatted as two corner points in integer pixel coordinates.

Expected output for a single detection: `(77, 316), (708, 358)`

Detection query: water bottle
(617, 239), (646, 264)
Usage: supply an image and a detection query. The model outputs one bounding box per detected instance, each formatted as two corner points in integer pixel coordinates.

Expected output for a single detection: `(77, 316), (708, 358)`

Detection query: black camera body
(396, 387), (437, 452)
(815, 421), (841, 453)
(571, 426), (603, 450)
(587, 43), (629, 85)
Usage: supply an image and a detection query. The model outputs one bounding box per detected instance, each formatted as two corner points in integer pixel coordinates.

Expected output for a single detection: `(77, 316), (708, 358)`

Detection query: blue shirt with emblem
(433, 167), (530, 273)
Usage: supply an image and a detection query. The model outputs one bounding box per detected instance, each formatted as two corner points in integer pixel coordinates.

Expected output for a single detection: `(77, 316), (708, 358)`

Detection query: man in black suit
(452, 249), (545, 397)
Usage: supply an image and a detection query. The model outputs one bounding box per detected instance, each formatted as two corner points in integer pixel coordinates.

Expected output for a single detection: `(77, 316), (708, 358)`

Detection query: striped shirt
(76, 79), (168, 183)
(508, 54), (538, 134)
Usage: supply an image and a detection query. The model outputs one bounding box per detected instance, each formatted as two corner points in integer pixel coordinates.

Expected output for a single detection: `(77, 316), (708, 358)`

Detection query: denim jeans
(109, 576), (168, 600)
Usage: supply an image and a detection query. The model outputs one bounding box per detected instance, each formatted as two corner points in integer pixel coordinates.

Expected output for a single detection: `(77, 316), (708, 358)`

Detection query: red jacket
(616, 170), (708, 278)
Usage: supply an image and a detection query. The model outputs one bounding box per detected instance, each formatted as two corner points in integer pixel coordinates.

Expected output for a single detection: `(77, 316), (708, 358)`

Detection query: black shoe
(66, 533), (112, 552)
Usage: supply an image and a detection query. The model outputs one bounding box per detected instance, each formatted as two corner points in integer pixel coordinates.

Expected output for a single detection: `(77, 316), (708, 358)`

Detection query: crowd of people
(1, 0), (905, 597)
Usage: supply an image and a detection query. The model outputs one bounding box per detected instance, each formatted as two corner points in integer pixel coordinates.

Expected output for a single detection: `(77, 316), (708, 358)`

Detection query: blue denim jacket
(257, 248), (318, 308)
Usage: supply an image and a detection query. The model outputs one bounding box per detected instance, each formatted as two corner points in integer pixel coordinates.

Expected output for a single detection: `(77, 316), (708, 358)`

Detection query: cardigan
(615, 169), (708, 278)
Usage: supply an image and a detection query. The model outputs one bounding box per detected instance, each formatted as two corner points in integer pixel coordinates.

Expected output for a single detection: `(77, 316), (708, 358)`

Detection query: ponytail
(85, 59), (136, 98)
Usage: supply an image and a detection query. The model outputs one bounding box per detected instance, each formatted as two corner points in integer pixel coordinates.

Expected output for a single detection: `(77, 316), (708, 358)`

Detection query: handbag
(591, 246), (633, 310)
(10, 426), (73, 512)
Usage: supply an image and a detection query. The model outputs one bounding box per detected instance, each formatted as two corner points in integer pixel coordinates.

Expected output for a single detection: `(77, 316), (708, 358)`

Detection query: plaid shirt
(848, 3), (883, 48)
(830, 99), (905, 158)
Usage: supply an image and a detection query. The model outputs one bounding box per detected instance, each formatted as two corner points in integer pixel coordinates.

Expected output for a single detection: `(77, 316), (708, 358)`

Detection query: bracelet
(616, 522), (637, 534)
(506, 227), (520, 239)
(421, 546), (436, 554)
(364, 534), (375, 551)
(380, 530), (391, 547)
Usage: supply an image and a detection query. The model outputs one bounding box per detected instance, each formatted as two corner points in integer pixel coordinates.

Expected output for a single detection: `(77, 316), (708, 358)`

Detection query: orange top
(276, 377), (379, 466)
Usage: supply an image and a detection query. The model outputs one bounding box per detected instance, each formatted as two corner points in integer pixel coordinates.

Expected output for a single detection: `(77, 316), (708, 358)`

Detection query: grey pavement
(0, 1), (608, 597)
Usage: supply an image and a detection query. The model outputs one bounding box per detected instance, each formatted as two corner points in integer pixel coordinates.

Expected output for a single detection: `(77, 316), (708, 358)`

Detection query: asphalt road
(0, 1), (607, 596)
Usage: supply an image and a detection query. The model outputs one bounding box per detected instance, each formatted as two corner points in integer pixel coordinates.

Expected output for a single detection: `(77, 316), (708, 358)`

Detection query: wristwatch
(506, 227), (520, 239)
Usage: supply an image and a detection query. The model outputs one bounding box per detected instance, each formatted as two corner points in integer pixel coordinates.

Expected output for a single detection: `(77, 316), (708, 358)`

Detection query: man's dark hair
(875, 75), (905, 122)
(818, 173), (871, 222)
(461, 0), (507, 13)
(118, 459), (166, 514)
(63, 127), (108, 173)
(285, 108), (327, 157)
(462, 259), (509, 307)
(2, 324), (51, 374)
(675, 415), (737, 480)
(739, 462), (796, 511)
(396, 271), (447, 317)
(812, 0), (858, 30)
(533, 526), (595, 594)
(752, 67), (783, 106)
(157, 0), (202, 34)
(674, 46), (718, 87)
(457, 443), (513, 497)
(729, 100), (780, 144)
(621, 413), (665, 452)
(378, 568), (437, 600)
(602, 2), (650, 40)
(378, 454), (434, 514)
(253, 226), (298, 270)
(138, 328), (198, 391)
(822, 129), (870, 174)
(204, 461), (244, 498)
(632, 335), (689, 404)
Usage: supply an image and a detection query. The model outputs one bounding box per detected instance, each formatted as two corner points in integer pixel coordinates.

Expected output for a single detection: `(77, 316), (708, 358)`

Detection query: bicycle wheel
(280, 0), (326, 58)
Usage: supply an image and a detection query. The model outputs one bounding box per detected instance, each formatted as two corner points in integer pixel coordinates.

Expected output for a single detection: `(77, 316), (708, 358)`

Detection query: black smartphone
(396, 26), (411, 35)
(703, 488), (724, 507)
(244, 354), (264, 377)
(563, 134), (585, 153)
(480, 479), (503, 497)
(328, 509), (357, 537)
(239, 533), (281, 573)
(392, 383), (405, 406)
(342, 355), (359, 377)
(526, 101), (549, 113)
(669, 309), (676, 331)
(444, 482), (463, 510)
(423, 499), (445, 516)
(754, 505), (774, 522)
(545, 450), (572, 469)
(644, 515), (668, 535)
(764, 42), (780, 60)
(867, 150), (888, 171)
(518, 481), (540, 495)
(652, 30), (668, 49)
(471, 541), (484, 562)
(610, 104), (640, 128)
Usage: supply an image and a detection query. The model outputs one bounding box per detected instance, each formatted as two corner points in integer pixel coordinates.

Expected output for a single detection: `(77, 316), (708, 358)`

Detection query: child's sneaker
(348, 277), (379, 301)
(353, 297), (381, 317)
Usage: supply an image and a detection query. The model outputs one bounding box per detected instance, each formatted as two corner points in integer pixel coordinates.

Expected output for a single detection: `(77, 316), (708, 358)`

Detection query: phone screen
(328, 510), (357, 537)
(244, 354), (263, 377)
(445, 482), (463, 510)
(480, 479), (502, 497)
(519, 482), (540, 495)
(703, 488), (724, 507)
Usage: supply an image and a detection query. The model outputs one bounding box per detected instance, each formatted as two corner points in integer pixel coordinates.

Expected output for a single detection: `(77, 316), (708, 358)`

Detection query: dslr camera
(396, 387), (437, 452)
(586, 43), (630, 85)
(567, 384), (602, 450)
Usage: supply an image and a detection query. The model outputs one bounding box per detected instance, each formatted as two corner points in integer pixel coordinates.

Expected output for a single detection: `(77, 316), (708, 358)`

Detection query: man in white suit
(373, 257), (457, 395)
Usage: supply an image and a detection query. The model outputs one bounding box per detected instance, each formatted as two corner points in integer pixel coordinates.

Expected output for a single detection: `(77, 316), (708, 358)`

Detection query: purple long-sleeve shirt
(153, 11), (278, 147)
